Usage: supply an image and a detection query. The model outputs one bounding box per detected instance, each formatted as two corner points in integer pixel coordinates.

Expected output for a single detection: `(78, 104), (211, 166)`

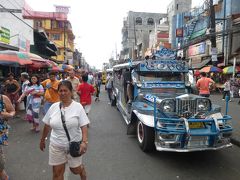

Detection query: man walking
(41, 72), (60, 114)
(67, 70), (80, 102)
(196, 72), (215, 97)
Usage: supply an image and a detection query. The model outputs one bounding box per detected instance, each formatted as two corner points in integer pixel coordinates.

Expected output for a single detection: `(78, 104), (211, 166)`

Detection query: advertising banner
(0, 27), (10, 44)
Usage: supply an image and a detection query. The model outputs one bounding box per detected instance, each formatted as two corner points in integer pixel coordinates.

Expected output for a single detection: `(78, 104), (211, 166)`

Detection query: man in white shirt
(67, 70), (80, 102)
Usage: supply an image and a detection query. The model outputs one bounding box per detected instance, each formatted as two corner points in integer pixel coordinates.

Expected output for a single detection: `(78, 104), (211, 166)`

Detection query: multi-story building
(121, 11), (167, 60)
(0, 0), (33, 51)
(167, 0), (192, 47)
(23, 5), (75, 63)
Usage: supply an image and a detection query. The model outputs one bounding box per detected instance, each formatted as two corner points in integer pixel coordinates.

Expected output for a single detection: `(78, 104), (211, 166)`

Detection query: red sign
(176, 28), (183, 37)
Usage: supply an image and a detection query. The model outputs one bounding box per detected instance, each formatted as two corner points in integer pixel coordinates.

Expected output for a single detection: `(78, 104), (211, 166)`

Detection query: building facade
(121, 11), (167, 60)
(23, 5), (75, 63)
(0, 0), (33, 51)
(167, 0), (192, 46)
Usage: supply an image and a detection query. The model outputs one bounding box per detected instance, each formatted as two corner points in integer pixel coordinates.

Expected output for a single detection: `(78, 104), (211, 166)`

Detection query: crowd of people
(0, 69), (104, 180)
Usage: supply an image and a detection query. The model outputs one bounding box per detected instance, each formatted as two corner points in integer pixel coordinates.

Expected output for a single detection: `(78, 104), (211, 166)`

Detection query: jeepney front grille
(177, 99), (197, 117)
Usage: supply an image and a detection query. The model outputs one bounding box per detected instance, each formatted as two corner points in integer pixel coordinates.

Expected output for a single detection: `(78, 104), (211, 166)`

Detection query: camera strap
(59, 103), (71, 142)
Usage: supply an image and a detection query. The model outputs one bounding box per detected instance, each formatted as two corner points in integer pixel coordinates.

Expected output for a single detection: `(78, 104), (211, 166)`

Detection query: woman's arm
(80, 125), (88, 155)
(13, 80), (21, 94)
(1, 95), (15, 118)
(40, 124), (51, 151)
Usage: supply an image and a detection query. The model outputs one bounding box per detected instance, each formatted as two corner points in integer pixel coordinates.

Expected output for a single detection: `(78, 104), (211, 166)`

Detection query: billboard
(55, 5), (70, 14)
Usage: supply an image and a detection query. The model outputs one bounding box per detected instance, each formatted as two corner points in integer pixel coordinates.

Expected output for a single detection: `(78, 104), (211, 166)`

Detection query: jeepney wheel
(137, 120), (155, 152)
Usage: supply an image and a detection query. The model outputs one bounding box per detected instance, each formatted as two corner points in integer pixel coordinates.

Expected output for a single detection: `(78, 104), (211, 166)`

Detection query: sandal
(30, 127), (36, 131)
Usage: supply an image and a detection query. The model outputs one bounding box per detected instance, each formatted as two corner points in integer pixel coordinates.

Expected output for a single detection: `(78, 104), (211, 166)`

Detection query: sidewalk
(210, 93), (240, 147)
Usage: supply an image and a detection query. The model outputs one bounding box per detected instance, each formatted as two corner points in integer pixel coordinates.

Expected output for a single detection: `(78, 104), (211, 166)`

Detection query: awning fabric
(192, 58), (211, 69)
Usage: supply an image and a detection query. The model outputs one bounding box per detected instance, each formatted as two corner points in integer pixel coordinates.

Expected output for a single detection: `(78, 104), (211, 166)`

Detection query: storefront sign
(188, 42), (206, 56)
(0, 27), (10, 44)
(176, 28), (183, 37)
(18, 35), (30, 52)
(55, 5), (70, 14)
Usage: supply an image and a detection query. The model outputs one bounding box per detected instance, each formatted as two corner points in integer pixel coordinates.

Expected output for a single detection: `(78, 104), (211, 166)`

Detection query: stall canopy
(0, 50), (32, 66)
(47, 60), (61, 71)
(27, 53), (50, 69)
(223, 66), (240, 74)
(200, 66), (223, 73)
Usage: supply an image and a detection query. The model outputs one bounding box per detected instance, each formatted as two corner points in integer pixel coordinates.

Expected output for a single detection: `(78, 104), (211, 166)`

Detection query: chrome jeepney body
(112, 57), (233, 152)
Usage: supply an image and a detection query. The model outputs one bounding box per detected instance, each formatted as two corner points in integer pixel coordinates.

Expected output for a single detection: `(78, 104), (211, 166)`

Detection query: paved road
(4, 90), (240, 180)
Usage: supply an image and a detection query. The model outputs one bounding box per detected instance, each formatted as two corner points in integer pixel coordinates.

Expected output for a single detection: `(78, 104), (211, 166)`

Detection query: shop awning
(192, 58), (211, 69)
(27, 53), (50, 69)
(0, 50), (32, 66)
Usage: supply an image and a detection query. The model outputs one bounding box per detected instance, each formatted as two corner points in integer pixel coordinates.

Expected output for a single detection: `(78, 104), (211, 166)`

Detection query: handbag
(59, 103), (81, 157)
(0, 95), (9, 146)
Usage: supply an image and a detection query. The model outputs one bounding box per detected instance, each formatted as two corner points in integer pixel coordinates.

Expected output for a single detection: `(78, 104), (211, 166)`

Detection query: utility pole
(63, 20), (67, 64)
(209, 0), (217, 66)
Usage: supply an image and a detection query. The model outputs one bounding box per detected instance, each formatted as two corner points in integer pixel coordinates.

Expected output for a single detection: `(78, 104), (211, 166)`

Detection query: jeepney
(111, 57), (233, 152)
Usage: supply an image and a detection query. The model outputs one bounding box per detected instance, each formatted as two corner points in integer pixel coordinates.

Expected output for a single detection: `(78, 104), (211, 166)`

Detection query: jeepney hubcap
(137, 121), (144, 143)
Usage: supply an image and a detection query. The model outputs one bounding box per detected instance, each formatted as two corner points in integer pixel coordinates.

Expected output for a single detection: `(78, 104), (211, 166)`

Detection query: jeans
(107, 88), (112, 102)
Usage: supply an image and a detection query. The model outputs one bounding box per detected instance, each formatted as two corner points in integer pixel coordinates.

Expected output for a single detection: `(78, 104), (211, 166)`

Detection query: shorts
(0, 146), (5, 171)
(84, 104), (91, 114)
(49, 143), (82, 168)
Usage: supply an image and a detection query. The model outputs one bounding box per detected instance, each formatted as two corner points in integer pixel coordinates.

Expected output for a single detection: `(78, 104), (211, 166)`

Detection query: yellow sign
(0, 27), (10, 44)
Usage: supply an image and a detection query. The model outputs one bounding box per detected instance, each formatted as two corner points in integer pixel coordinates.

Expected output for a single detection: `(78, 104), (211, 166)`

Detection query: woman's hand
(80, 142), (88, 155)
(40, 139), (46, 151)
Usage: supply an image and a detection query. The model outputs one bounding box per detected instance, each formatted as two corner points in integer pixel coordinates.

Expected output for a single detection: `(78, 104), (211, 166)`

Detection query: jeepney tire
(111, 96), (116, 106)
(137, 120), (155, 152)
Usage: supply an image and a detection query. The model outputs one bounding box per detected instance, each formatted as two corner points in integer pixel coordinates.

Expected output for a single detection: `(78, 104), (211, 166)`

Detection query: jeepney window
(139, 72), (184, 82)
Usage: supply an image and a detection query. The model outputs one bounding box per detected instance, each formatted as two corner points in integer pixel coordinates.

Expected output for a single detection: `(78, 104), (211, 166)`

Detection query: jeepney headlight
(159, 99), (175, 113)
(197, 98), (211, 112)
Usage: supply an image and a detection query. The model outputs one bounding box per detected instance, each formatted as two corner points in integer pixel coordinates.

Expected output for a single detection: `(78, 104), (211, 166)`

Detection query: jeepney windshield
(139, 72), (184, 82)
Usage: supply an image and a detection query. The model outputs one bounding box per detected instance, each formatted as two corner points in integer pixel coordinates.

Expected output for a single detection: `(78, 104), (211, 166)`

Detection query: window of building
(147, 18), (154, 25)
(176, 4), (179, 10)
(52, 34), (61, 41)
(35, 20), (42, 28)
(136, 17), (142, 25)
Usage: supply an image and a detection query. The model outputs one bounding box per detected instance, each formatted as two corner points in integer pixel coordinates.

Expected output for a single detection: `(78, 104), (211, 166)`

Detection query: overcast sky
(25, 0), (203, 69)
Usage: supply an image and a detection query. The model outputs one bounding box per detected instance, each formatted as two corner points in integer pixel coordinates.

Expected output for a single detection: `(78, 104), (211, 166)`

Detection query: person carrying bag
(40, 80), (89, 180)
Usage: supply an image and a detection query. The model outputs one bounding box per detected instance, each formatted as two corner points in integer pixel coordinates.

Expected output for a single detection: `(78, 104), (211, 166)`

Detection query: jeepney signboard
(0, 27), (10, 44)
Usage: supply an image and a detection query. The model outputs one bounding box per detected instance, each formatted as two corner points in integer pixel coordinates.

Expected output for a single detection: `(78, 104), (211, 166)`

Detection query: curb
(230, 137), (240, 147)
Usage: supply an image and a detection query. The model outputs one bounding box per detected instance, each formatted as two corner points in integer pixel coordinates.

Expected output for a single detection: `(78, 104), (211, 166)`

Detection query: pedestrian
(0, 92), (15, 180)
(196, 72), (215, 97)
(20, 72), (30, 110)
(41, 72), (60, 114)
(18, 75), (44, 132)
(105, 73), (113, 104)
(67, 70), (80, 102)
(4, 73), (21, 112)
(77, 74), (95, 116)
(93, 76), (100, 102)
(40, 80), (89, 180)
(222, 79), (231, 101)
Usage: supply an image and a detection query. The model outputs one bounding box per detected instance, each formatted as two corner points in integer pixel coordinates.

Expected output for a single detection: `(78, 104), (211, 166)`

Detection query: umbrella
(27, 53), (50, 69)
(0, 50), (32, 66)
(200, 66), (223, 73)
(223, 66), (240, 74)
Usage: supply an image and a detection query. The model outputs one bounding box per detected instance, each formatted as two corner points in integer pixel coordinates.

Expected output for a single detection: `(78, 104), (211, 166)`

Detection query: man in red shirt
(77, 74), (95, 115)
(196, 72), (215, 97)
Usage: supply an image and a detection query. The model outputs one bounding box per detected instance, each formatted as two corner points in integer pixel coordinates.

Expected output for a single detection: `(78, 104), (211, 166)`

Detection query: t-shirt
(196, 77), (214, 95)
(21, 80), (30, 93)
(77, 82), (95, 105)
(42, 101), (89, 147)
(41, 79), (60, 103)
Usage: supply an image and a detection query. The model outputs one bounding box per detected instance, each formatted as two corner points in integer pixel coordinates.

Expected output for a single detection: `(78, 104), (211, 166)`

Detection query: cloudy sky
(25, 0), (204, 69)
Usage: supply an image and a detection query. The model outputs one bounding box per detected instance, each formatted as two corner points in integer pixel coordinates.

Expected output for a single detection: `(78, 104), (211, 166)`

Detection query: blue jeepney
(112, 57), (233, 152)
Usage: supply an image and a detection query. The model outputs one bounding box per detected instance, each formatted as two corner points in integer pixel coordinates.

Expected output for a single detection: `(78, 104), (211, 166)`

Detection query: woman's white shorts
(49, 143), (82, 168)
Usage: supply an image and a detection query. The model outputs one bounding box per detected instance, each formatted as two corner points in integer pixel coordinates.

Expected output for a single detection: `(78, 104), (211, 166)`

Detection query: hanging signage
(176, 28), (183, 37)
(18, 35), (30, 52)
(188, 42), (206, 56)
(0, 27), (10, 44)
(55, 5), (70, 14)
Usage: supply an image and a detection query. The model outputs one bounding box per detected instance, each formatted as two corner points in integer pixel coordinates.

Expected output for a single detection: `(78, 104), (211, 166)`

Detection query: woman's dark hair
(49, 71), (56, 76)
(82, 74), (88, 82)
(8, 72), (14, 77)
(29, 74), (40, 86)
(58, 80), (73, 92)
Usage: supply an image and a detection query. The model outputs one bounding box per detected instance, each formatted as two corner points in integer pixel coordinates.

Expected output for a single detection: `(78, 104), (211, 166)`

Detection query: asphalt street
(4, 89), (240, 180)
